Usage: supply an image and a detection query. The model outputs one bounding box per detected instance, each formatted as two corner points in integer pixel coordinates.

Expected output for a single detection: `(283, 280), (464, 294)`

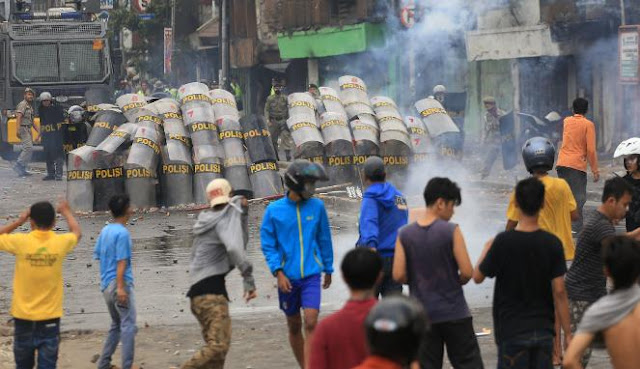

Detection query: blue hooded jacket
(261, 196), (334, 280)
(357, 182), (408, 257)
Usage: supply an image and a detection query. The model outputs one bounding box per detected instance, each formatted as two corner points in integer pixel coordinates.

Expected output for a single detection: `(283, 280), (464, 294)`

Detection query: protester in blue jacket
(261, 160), (334, 368)
(357, 156), (408, 297)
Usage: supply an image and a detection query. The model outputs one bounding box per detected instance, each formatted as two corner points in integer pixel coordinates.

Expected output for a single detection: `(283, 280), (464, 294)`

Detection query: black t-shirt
(186, 275), (228, 300)
(624, 174), (640, 232)
(566, 210), (615, 302)
(480, 229), (566, 343)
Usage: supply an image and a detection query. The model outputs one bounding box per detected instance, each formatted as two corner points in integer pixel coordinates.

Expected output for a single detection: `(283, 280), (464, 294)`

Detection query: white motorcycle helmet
(68, 105), (85, 124)
(614, 137), (640, 171)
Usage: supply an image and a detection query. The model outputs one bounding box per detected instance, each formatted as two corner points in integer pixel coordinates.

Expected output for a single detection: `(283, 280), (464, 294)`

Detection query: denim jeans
(376, 256), (402, 298)
(98, 281), (137, 369)
(498, 330), (553, 369)
(14, 317), (60, 369)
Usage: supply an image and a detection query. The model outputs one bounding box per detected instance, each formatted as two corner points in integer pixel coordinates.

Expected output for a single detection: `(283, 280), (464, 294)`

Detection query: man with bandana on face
(265, 77), (294, 161)
(260, 160), (334, 368)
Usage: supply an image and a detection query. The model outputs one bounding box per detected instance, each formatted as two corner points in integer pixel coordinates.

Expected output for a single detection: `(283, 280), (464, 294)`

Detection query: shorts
(278, 274), (321, 316)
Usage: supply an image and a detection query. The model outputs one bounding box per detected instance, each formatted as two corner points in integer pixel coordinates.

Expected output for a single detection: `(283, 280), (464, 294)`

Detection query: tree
(108, 0), (201, 83)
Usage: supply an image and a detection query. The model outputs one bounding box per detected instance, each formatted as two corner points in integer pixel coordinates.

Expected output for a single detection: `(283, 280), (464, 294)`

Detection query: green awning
(277, 23), (385, 59)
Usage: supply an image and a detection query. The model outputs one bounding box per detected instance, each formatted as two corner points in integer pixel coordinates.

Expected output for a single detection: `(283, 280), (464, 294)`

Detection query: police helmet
(39, 92), (52, 101)
(522, 137), (556, 173)
(284, 160), (328, 197)
(433, 85), (446, 94)
(68, 105), (85, 124)
(147, 91), (171, 103)
(365, 296), (428, 365)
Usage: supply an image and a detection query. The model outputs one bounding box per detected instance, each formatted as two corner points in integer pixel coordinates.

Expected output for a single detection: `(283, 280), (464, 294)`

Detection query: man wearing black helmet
(505, 137), (578, 364)
(356, 156), (407, 297)
(353, 296), (428, 369)
(260, 160), (334, 368)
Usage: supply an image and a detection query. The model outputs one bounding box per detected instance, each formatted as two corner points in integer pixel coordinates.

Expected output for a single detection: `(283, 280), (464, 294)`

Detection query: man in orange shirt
(557, 98), (600, 232)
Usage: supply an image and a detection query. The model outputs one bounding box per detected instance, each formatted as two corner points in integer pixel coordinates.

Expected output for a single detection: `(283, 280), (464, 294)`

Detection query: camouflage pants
(180, 294), (231, 369)
(569, 300), (593, 368)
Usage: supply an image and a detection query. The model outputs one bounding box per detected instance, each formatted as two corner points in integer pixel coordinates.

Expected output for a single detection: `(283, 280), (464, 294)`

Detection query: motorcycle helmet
(68, 105), (85, 124)
(284, 159), (328, 199)
(522, 136), (556, 173)
(39, 92), (52, 101)
(544, 111), (562, 122)
(365, 296), (428, 365)
(614, 138), (640, 171)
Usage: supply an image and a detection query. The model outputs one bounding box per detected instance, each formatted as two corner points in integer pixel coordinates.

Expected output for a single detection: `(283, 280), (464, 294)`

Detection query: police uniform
(264, 93), (294, 159)
(15, 99), (34, 172)
(39, 103), (65, 179)
(62, 117), (89, 154)
(481, 108), (507, 177)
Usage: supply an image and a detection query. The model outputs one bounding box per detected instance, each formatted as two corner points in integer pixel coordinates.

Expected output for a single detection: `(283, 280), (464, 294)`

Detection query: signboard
(100, 0), (114, 10)
(138, 13), (155, 20)
(620, 26), (640, 83)
(399, 0), (415, 29)
(164, 27), (172, 75)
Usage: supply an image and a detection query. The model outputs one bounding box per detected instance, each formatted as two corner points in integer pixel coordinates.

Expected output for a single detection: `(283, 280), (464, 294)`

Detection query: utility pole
(219, 0), (230, 90)
(171, 0), (176, 85)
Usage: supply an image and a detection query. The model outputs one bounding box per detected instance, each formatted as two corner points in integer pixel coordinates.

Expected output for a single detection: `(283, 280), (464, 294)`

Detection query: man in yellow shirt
(0, 200), (82, 369)
(505, 137), (578, 367)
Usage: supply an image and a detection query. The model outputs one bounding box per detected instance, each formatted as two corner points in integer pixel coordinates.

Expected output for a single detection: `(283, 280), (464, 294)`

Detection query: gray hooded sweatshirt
(190, 195), (255, 293)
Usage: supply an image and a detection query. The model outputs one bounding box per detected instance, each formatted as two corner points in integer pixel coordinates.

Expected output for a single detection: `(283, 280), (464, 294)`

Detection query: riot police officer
(62, 105), (89, 154)
(264, 77), (294, 161)
(39, 92), (65, 180)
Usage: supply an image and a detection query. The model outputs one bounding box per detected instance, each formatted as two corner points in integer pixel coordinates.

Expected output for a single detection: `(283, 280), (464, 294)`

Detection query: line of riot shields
(66, 77), (463, 212)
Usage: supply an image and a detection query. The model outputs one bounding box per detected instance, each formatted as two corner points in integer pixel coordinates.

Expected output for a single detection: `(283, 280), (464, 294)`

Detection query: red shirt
(309, 298), (377, 369)
(352, 356), (403, 369)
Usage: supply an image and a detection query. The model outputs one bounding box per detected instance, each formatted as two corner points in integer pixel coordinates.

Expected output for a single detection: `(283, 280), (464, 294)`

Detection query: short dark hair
(572, 98), (589, 115)
(602, 177), (633, 203)
(108, 194), (131, 218)
(367, 172), (386, 182)
(423, 177), (461, 207)
(341, 248), (383, 290)
(515, 177), (545, 216)
(602, 236), (640, 290)
(30, 202), (56, 229)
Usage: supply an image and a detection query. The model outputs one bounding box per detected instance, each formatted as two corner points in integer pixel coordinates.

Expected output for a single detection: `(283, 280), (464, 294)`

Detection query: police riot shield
(319, 87), (347, 117)
(125, 165), (157, 209)
(249, 161), (283, 198)
(287, 114), (325, 163)
(116, 94), (147, 121)
(148, 99), (192, 165)
(358, 113), (379, 130)
(339, 76), (374, 119)
(405, 116), (431, 164)
(370, 96), (399, 115)
(127, 123), (161, 172)
(193, 159), (224, 205)
(378, 113), (411, 183)
(414, 98), (460, 137)
(86, 110), (127, 147)
(66, 145), (96, 212)
(499, 111), (518, 170)
(350, 118), (379, 158)
(218, 117), (252, 197)
(93, 166), (125, 211)
(288, 93), (317, 120)
(161, 162), (193, 207)
(179, 83), (216, 125)
(320, 112), (356, 185)
(95, 123), (138, 156)
(210, 89), (240, 120)
(240, 114), (277, 163)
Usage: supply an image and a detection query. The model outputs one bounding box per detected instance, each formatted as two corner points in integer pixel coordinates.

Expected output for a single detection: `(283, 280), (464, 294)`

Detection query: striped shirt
(566, 210), (615, 302)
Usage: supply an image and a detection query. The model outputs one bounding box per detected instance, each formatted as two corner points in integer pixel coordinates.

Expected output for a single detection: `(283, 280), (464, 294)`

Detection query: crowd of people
(1, 96), (640, 369)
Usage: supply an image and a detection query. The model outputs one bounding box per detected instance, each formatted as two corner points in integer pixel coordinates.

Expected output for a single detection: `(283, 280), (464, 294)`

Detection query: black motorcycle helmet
(365, 296), (429, 365)
(284, 159), (328, 199)
(147, 91), (172, 103)
(522, 136), (556, 174)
